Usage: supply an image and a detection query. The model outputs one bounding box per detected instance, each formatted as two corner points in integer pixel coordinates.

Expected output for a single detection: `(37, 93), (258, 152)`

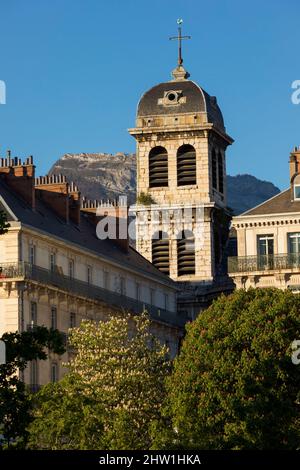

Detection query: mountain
(49, 153), (281, 215)
(227, 174), (280, 215)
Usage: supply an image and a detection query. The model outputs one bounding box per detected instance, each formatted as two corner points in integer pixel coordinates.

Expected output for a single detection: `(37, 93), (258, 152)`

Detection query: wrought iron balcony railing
(228, 253), (300, 274)
(0, 262), (187, 328)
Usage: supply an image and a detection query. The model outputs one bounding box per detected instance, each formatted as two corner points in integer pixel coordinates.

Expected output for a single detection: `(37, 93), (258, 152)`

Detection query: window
(51, 306), (57, 330)
(150, 288), (155, 306)
(104, 271), (110, 290)
(30, 301), (37, 325)
(87, 265), (92, 285)
(288, 233), (300, 267)
(152, 231), (170, 275)
(288, 233), (300, 253)
(164, 293), (169, 311)
(50, 252), (56, 272)
(68, 259), (74, 279)
(177, 144), (196, 186)
(120, 277), (126, 295)
(51, 363), (58, 383)
(212, 149), (217, 190)
(257, 235), (274, 269)
(70, 312), (76, 328)
(218, 151), (224, 194)
(149, 146), (168, 188)
(30, 360), (38, 390)
(135, 282), (140, 301)
(294, 185), (300, 200)
(177, 230), (195, 276)
(29, 244), (36, 265)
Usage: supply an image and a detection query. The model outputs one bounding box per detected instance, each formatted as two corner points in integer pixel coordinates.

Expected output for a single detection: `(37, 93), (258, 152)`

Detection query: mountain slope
(49, 153), (280, 215)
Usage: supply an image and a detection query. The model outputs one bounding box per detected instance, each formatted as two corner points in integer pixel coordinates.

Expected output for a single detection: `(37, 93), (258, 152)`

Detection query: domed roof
(137, 78), (225, 132)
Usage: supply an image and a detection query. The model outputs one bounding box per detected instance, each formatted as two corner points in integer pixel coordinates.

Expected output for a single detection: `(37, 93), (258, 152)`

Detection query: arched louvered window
(177, 230), (195, 276)
(149, 146), (168, 188)
(212, 149), (217, 190)
(152, 231), (169, 275)
(218, 151), (224, 194)
(177, 144), (196, 186)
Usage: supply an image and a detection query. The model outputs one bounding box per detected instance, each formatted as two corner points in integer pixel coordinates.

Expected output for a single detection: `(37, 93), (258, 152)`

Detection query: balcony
(0, 262), (24, 280)
(0, 262), (188, 328)
(228, 253), (300, 274)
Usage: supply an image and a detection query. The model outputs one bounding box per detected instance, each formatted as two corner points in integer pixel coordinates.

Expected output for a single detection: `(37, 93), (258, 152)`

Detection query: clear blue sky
(0, 0), (299, 189)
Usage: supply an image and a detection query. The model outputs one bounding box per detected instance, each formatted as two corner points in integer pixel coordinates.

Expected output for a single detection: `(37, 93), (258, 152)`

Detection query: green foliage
(0, 210), (10, 235)
(27, 313), (170, 450)
(157, 288), (300, 450)
(0, 327), (65, 448)
(136, 192), (155, 205)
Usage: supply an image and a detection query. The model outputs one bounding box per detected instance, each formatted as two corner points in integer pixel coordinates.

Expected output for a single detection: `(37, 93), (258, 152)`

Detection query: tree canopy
(159, 288), (300, 450)
(0, 327), (65, 448)
(27, 314), (170, 450)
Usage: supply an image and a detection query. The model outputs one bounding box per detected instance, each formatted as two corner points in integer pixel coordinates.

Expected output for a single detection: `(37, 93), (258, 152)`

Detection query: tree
(0, 327), (65, 448)
(158, 288), (300, 450)
(0, 210), (10, 235)
(27, 314), (170, 450)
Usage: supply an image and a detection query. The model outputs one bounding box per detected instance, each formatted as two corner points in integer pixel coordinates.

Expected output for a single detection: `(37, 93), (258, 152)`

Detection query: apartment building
(229, 147), (300, 291)
(0, 156), (185, 388)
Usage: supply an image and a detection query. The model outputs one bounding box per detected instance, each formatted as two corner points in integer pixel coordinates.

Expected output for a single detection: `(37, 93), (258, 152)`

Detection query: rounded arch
(149, 146), (168, 188)
(177, 144), (196, 186)
(218, 150), (224, 194)
(212, 148), (217, 190)
(177, 229), (195, 276)
(152, 230), (170, 275)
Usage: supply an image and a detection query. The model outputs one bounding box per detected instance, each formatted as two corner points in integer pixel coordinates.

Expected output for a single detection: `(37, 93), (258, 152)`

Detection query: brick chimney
(289, 146), (300, 181)
(0, 153), (36, 208)
(35, 174), (69, 223)
(81, 197), (129, 252)
(69, 181), (81, 226)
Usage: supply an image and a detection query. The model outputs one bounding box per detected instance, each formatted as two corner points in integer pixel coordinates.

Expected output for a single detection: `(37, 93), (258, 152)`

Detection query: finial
(169, 19), (191, 80)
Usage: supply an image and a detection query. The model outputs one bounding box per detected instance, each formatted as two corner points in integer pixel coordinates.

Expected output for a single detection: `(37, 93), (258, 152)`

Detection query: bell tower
(129, 22), (234, 315)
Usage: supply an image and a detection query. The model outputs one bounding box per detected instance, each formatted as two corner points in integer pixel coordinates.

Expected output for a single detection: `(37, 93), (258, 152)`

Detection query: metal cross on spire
(169, 19), (191, 66)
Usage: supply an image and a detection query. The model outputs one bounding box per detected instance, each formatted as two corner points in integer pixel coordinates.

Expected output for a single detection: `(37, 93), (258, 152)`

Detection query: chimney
(0, 154), (35, 208)
(69, 181), (81, 226)
(289, 146), (300, 181)
(81, 197), (129, 252)
(35, 174), (69, 223)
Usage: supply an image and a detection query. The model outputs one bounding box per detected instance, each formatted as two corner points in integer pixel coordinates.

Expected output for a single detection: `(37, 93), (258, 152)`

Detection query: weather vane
(169, 19), (191, 66)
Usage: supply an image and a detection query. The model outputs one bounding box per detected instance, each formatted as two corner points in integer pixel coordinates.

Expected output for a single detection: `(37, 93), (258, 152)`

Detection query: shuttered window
(149, 147), (168, 188)
(218, 151), (224, 194)
(152, 231), (169, 275)
(177, 231), (195, 276)
(212, 149), (217, 190)
(177, 145), (196, 186)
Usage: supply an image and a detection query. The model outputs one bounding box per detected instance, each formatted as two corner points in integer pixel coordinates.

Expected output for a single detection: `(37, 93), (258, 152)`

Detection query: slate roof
(137, 80), (225, 132)
(239, 188), (300, 216)
(0, 180), (176, 288)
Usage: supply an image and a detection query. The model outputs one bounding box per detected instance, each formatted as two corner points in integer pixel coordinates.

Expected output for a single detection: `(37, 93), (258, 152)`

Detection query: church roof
(137, 79), (225, 132)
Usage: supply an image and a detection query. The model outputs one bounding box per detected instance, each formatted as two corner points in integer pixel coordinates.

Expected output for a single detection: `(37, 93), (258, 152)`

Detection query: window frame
(51, 362), (58, 383)
(294, 185), (300, 200)
(51, 306), (57, 330)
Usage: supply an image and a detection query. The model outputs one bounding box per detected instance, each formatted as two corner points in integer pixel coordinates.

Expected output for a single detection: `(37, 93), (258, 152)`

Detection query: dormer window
(294, 185), (300, 200)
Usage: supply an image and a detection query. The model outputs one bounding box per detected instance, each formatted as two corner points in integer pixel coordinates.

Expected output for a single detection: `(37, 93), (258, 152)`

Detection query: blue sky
(0, 0), (299, 189)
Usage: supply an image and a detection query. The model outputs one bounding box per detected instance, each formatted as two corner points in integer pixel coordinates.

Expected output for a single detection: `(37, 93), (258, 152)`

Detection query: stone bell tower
(129, 22), (234, 316)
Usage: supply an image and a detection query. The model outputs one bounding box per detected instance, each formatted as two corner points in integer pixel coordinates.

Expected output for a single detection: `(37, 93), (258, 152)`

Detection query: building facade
(129, 61), (234, 317)
(0, 156), (184, 389)
(229, 147), (300, 291)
